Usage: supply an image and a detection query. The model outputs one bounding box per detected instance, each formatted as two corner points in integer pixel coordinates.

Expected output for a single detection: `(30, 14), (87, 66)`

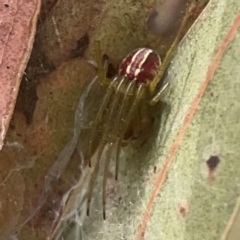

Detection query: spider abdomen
(119, 48), (161, 84)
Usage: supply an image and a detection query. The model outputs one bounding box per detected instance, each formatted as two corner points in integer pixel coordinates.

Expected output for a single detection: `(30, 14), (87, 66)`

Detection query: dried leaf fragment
(0, 0), (41, 150)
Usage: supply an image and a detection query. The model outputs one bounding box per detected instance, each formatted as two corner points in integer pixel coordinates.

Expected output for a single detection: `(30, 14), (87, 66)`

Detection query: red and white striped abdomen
(118, 48), (161, 84)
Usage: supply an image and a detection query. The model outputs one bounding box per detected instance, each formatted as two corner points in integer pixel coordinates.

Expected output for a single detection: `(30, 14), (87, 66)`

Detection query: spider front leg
(150, 81), (170, 105)
(149, 5), (191, 105)
(87, 41), (113, 166)
(94, 40), (110, 86)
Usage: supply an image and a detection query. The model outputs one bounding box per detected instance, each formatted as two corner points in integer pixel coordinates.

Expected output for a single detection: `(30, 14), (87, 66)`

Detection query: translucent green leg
(102, 82), (146, 219)
(111, 81), (136, 180)
(150, 81), (169, 105)
(149, 7), (191, 94)
(88, 76), (119, 166)
(99, 76), (126, 146)
(112, 81), (146, 181)
(87, 77), (126, 217)
(94, 40), (109, 86)
(121, 84), (146, 135)
(87, 40), (113, 165)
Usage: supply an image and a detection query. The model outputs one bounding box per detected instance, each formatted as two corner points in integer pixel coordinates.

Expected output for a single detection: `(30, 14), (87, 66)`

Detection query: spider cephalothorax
(86, 8), (190, 219)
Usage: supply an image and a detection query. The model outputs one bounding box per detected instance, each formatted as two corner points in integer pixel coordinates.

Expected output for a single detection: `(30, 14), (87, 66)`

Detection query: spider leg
(102, 80), (136, 218)
(114, 83), (146, 180)
(149, 7), (191, 94)
(100, 76), (127, 146)
(150, 81), (169, 105)
(110, 81), (136, 180)
(94, 40), (109, 86)
(88, 76), (119, 166)
(87, 77), (126, 216)
(120, 83), (146, 138)
(102, 82), (146, 219)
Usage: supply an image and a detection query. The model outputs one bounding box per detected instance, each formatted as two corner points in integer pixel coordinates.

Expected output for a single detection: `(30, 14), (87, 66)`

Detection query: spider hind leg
(86, 76), (127, 217)
(87, 76), (119, 166)
(103, 82), (147, 218)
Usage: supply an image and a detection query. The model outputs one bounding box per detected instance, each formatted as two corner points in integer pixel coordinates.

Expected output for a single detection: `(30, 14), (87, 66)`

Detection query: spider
(86, 8), (190, 220)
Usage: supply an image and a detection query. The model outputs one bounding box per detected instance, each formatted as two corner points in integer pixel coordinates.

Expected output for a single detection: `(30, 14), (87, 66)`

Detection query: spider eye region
(119, 48), (161, 84)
